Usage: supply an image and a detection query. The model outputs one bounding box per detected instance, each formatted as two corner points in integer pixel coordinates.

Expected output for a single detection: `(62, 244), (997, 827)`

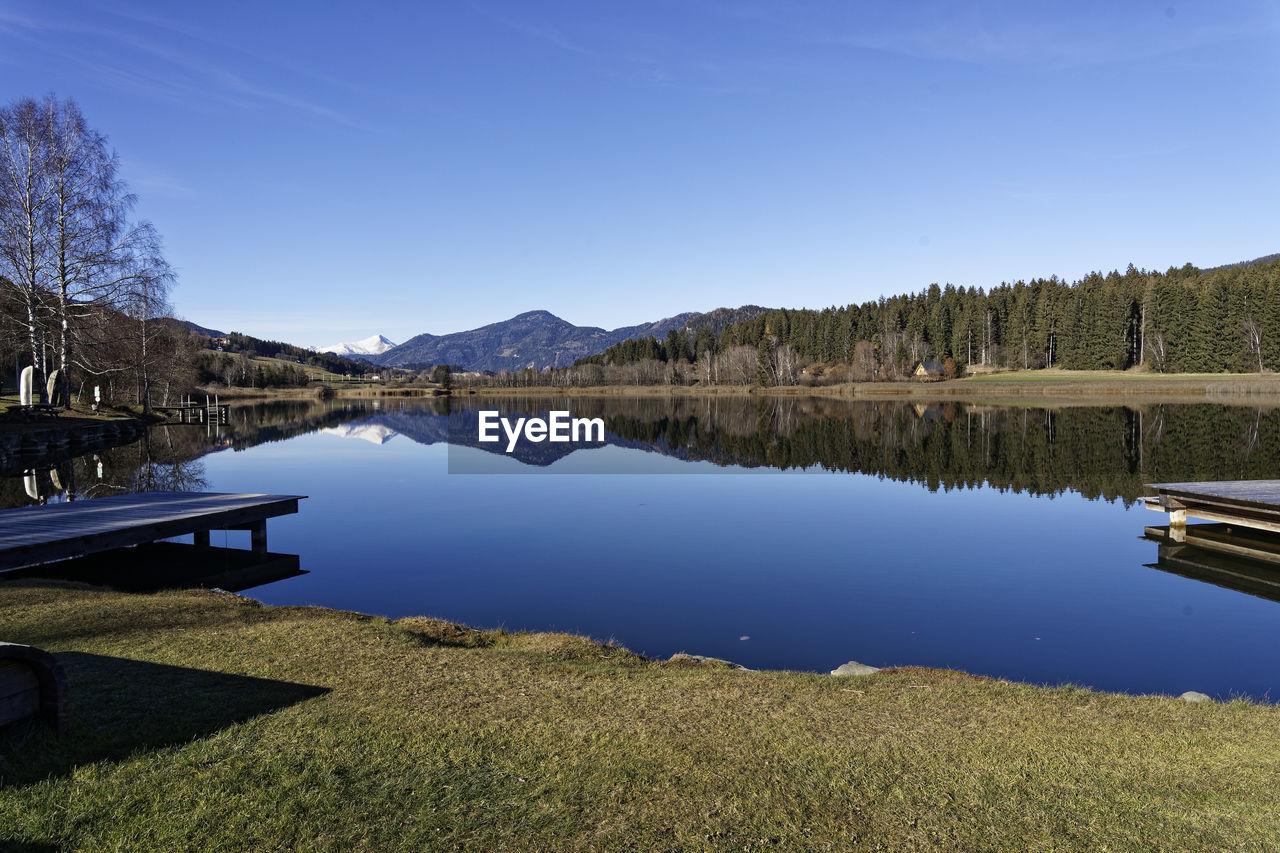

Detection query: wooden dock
(1145, 480), (1280, 538)
(0, 491), (305, 572)
(152, 400), (229, 424)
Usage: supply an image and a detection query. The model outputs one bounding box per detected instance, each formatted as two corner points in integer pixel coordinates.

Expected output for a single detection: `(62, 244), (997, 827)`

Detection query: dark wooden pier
(1145, 480), (1280, 538)
(152, 396), (229, 424)
(0, 491), (305, 573)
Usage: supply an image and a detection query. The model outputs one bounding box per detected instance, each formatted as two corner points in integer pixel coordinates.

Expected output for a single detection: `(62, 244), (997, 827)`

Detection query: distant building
(913, 361), (945, 380)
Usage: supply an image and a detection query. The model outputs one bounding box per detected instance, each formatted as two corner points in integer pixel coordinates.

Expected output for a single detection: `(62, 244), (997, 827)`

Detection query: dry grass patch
(3, 582), (1280, 851)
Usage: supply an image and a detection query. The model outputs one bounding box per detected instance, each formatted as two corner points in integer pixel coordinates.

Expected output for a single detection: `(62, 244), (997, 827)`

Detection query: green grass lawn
(4, 582), (1280, 851)
(248, 355), (348, 383)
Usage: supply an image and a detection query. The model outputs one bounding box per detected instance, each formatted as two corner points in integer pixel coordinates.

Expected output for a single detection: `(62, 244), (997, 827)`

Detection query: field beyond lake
(4, 582), (1280, 851)
(449, 368), (1280, 405)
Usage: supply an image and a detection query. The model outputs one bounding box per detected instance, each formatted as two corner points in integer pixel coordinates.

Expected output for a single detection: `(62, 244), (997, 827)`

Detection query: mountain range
(175, 306), (762, 372)
(365, 306), (768, 372)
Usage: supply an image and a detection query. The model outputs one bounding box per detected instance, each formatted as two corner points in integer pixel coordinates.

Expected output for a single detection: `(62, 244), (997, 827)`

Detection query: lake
(6, 395), (1280, 701)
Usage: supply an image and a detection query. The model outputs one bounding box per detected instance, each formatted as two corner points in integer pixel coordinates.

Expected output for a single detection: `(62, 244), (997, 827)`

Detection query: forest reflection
(5, 395), (1279, 508)
(446, 396), (1276, 504)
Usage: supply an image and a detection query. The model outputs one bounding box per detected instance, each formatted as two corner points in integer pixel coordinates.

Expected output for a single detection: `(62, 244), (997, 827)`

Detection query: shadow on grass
(0, 652), (328, 787)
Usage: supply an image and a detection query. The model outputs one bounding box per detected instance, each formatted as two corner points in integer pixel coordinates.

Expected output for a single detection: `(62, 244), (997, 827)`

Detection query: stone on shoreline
(667, 653), (753, 671)
(1179, 691), (1212, 703)
(830, 661), (881, 677)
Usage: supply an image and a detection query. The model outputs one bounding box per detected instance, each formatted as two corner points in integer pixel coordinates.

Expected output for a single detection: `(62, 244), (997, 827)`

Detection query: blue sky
(2, 1), (1277, 346)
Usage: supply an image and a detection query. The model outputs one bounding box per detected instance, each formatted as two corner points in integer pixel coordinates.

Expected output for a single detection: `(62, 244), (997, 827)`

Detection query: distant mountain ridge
(320, 334), (397, 357)
(1208, 253), (1280, 272)
(173, 319), (227, 339)
(372, 306), (769, 372)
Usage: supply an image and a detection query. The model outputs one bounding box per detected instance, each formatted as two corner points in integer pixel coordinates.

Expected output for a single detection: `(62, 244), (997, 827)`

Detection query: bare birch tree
(720, 345), (756, 385)
(0, 95), (173, 406)
(121, 231), (174, 411)
(43, 98), (153, 404)
(0, 98), (55, 394)
(1146, 330), (1169, 373)
(773, 344), (800, 385)
(1242, 316), (1264, 372)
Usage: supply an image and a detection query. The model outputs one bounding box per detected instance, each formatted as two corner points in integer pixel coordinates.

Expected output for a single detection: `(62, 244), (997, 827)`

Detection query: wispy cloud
(498, 16), (600, 59)
(473, 2), (770, 96)
(206, 68), (367, 129)
(120, 158), (197, 199)
(818, 5), (1275, 70)
(101, 4), (396, 107)
(0, 5), (43, 32)
(0, 2), (370, 129)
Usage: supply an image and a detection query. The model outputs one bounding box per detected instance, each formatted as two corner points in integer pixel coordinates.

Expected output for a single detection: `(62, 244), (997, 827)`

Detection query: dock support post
(193, 530), (209, 548)
(250, 520), (267, 558)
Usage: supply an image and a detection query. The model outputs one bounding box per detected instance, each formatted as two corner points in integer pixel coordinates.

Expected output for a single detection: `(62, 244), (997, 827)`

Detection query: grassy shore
(461, 369), (1280, 406)
(183, 369), (1280, 408)
(194, 385), (442, 400)
(0, 393), (159, 434)
(3, 583), (1280, 850)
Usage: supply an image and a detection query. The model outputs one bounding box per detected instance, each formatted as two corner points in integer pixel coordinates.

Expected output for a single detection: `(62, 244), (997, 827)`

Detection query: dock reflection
(1144, 523), (1280, 604)
(1, 542), (305, 594)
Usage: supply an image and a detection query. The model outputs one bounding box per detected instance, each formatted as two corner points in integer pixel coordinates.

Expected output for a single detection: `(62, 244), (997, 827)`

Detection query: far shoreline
(454, 369), (1280, 406)
(185, 369), (1280, 408)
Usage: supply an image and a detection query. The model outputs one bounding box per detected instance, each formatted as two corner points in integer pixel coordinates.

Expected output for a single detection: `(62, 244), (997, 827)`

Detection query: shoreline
(178, 589), (1230, 703)
(0, 411), (150, 477)
(0, 578), (1231, 702)
(195, 385), (443, 400)
(183, 370), (1280, 408)
(457, 371), (1280, 407)
(5, 580), (1279, 849)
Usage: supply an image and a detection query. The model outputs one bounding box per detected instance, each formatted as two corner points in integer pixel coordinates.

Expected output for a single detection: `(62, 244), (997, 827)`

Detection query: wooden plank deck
(1146, 480), (1280, 535)
(0, 491), (305, 572)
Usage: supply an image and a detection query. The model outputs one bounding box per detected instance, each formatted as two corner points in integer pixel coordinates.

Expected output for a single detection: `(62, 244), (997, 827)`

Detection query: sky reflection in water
(177, 400), (1280, 702)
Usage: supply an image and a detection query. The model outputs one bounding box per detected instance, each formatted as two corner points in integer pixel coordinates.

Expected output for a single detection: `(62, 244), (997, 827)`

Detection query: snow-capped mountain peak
(319, 334), (397, 356)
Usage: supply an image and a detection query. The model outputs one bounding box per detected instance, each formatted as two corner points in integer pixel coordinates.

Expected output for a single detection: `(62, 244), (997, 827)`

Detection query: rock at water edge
(831, 661), (881, 677)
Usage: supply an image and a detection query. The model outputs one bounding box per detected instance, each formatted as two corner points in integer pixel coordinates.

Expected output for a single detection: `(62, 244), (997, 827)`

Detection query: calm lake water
(7, 395), (1280, 701)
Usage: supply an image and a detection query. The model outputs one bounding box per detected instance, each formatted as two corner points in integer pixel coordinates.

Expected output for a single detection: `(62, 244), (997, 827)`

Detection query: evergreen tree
(756, 337), (773, 385)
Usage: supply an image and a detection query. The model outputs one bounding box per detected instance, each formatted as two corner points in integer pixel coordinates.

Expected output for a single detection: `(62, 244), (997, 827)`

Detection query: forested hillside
(190, 332), (377, 389)
(582, 259), (1280, 379)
